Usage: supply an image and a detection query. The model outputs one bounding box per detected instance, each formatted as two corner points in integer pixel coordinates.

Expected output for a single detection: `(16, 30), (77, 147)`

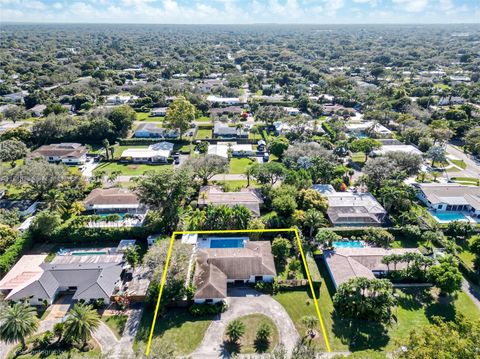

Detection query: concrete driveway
(445, 144), (480, 180)
(191, 287), (299, 359)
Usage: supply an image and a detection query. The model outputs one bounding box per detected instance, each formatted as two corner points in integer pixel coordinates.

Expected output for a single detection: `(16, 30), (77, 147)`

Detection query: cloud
(392, 0), (429, 13)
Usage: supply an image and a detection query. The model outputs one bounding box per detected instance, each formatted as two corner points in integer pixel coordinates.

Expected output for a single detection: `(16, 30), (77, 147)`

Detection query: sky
(0, 0), (479, 24)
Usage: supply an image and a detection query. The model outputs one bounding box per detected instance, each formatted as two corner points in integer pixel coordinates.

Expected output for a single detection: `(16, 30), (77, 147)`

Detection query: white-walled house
(415, 183), (480, 215)
(30, 143), (88, 165)
(120, 142), (174, 163)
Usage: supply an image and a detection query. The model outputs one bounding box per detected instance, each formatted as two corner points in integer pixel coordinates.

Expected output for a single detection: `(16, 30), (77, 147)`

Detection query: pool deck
(429, 210), (479, 224)
(195, 236), (249, 249)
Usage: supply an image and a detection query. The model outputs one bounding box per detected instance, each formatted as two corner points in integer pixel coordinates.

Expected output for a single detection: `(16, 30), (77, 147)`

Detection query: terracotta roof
(31, 143), (87, 159)
(83, 188), (140, 206)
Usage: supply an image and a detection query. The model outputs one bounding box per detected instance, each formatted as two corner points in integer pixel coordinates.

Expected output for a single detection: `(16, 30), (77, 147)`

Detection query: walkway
(93, 321), (118, 357)
(112, 303), (145, 358)
(191, 287), (299, 359)
(462, 278), (480, 311)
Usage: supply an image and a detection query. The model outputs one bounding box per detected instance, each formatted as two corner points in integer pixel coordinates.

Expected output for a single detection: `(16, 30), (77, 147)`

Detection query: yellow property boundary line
(145, 228), (331, 355)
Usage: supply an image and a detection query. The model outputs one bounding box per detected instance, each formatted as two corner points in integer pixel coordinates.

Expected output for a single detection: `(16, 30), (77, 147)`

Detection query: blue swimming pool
(430, 212), (468, 222)
(210, 238), (245, 248)
(333, 240), (365, 248)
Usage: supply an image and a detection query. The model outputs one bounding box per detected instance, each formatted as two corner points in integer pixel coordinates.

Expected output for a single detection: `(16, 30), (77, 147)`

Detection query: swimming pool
(72, 251), (108, 256)
(430, 211), (469, 222)
(210, 238), (246, 248)
(333, 240), (365, 248)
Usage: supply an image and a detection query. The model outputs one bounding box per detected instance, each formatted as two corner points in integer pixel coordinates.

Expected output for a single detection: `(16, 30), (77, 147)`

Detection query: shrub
(188, 301), (228, 317)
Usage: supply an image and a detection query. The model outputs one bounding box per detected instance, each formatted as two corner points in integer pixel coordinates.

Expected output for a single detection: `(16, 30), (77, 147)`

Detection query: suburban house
(437, 96), (465, 106)
(30, 143), (88, 165)
(323, 247), (421, 288)
(314, 185), (388, 227)
(106, 95), (138, 105)
(207, 95), (243, 105)
(208, 106), (243, 117)
(83, 187), (146, 215)
(207, 143), (255, 158)
(0, 199), (38, 217)
(0, 254), (125, 305)
(371, 144), (422, 156)
(346, 121), (392, 138)
(2, 91), (27, 103)
(134, 123), (179, 138)
(30, 104), (47, 117)
(193, 241), (276, 303)
(213, 123), (248, 139)
(120, 142), (174, 163)
(151, 107), (168, 116)
(198, 185), (263, 217)
(415, 183), (480, 217)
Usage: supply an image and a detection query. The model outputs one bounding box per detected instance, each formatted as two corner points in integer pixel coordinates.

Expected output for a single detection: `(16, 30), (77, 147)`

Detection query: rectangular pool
(430, 211), (469, 222)
(72, 251), (108, 256)
(210, 238), (246, 249)
(333, 240), (365, 248)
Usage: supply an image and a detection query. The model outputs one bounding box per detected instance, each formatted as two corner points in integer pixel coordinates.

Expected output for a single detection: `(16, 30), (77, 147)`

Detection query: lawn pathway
(191, 288), (299, 359)
(112, 303), (145, 358)
(462, 279), (480, 311)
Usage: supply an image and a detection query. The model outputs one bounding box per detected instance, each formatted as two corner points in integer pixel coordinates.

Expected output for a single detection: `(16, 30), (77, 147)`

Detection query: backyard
(229, 158), (256, 174)
(136, 112), (164, 122)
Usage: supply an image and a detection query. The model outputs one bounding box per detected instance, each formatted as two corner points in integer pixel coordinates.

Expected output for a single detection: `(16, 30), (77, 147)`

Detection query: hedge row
(458, 257), (480, 285)
(118, 138), (190, 146)
(0, 233), (33, 278)
(321, 122), (335, 139)
(305, 253), (322, 284)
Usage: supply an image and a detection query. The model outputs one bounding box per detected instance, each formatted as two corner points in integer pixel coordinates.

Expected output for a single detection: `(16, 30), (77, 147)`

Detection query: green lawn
(210, 180), (258, 191)
(449, 159), (467, 169)
(273, 289), (327, 350)
(136, 112), (164, 122)
(229, 158), (256, 174)
(93, 161), (172, 176)
(102, 314), (128, 340)
(434, 83), (451, 90)
(451, 177), (479, 185)
(224, 314), (279, 354)
(195, 128), (212, 139)
(196, 116), (211, 122)
(313, 258), (480, 353)
(351, 152), (367, 165)
(135, 308), (213, 356)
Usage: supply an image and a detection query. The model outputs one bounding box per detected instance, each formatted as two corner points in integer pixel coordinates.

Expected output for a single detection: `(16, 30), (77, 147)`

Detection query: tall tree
(63, 302), (100, 348)
(164, 97), (196, 138)
(0, 302), (39, 349)
(183, 155), (228, 185)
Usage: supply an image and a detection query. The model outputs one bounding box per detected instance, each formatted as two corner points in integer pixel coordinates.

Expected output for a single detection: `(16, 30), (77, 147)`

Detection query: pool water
(430, 212), (468, 222)
(333, 240), (365, 248)
(98, 213), (127, 220)
(210, 238), (245, 248)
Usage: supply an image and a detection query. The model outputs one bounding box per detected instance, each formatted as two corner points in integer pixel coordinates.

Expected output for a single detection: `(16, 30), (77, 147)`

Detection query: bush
(0, 232), (33, 277)
(188, 301), (228, 316)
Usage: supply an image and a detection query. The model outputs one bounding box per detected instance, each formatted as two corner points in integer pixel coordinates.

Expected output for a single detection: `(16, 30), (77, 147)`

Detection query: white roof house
(346, 121), (392, 138)
(372, 144), (422, 156)
(207, 95), (243, 105)
(207, 143), (255, 158)
(120, 142), (174, 163)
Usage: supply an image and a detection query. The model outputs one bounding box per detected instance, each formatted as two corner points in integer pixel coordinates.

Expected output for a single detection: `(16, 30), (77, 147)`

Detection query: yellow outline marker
(145, 228), (331, 355)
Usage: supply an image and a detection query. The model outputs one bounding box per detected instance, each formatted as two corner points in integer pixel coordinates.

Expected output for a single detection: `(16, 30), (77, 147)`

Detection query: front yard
(102, 314), (128, 340)
(229, 158), (256, 174)
(93, 162), (172, 176)
(134, 309), (213, 356)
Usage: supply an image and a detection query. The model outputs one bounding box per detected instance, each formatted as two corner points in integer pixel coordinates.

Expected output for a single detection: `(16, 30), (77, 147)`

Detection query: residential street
(444, 144), (480, 180)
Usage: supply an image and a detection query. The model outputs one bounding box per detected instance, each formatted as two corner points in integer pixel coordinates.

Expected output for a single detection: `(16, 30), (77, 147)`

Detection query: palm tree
(107, 170), (121, 184)
(245, 165), (256, 187)
(301, 315), (319, 338)
(225, 320), (245, 343)
(45, 189), (67, 214)
(69, 201), (85, 217)
(63, 303), (100, 348)
(0, 302), (39, 349)
(304, 209), (326, 239)
(102, 139), (110, 160)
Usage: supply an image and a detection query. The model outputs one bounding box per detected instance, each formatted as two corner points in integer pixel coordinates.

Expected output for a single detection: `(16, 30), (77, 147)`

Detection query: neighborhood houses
(0, 20), (479, 359)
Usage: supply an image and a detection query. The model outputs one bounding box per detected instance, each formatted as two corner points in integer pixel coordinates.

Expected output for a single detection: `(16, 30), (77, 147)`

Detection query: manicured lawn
(210, 180), (258, 191)
(451, 177), (479, 185)
(224, 314), (279, 354)
(196, 116), (211, 122)
(195, 128), (212, 139)
(248, 132), (262, 140)
(351, 152), (367, 165)
(102, 314), (128, 340)
(273, 289), (327, 351)
(449, 159), (467, 169)
(229, 158), (256, 174)
(434, 83), (451, 90)
(135, 308), (213, 356)
(93, 161), (172, 176)
(314, 258), (480, 353)
(136, 112), (164, 122)
(110, 145), (148, 158)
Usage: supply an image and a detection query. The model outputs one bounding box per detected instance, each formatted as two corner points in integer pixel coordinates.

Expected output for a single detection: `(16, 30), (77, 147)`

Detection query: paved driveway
(191, 287), (299, 359)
